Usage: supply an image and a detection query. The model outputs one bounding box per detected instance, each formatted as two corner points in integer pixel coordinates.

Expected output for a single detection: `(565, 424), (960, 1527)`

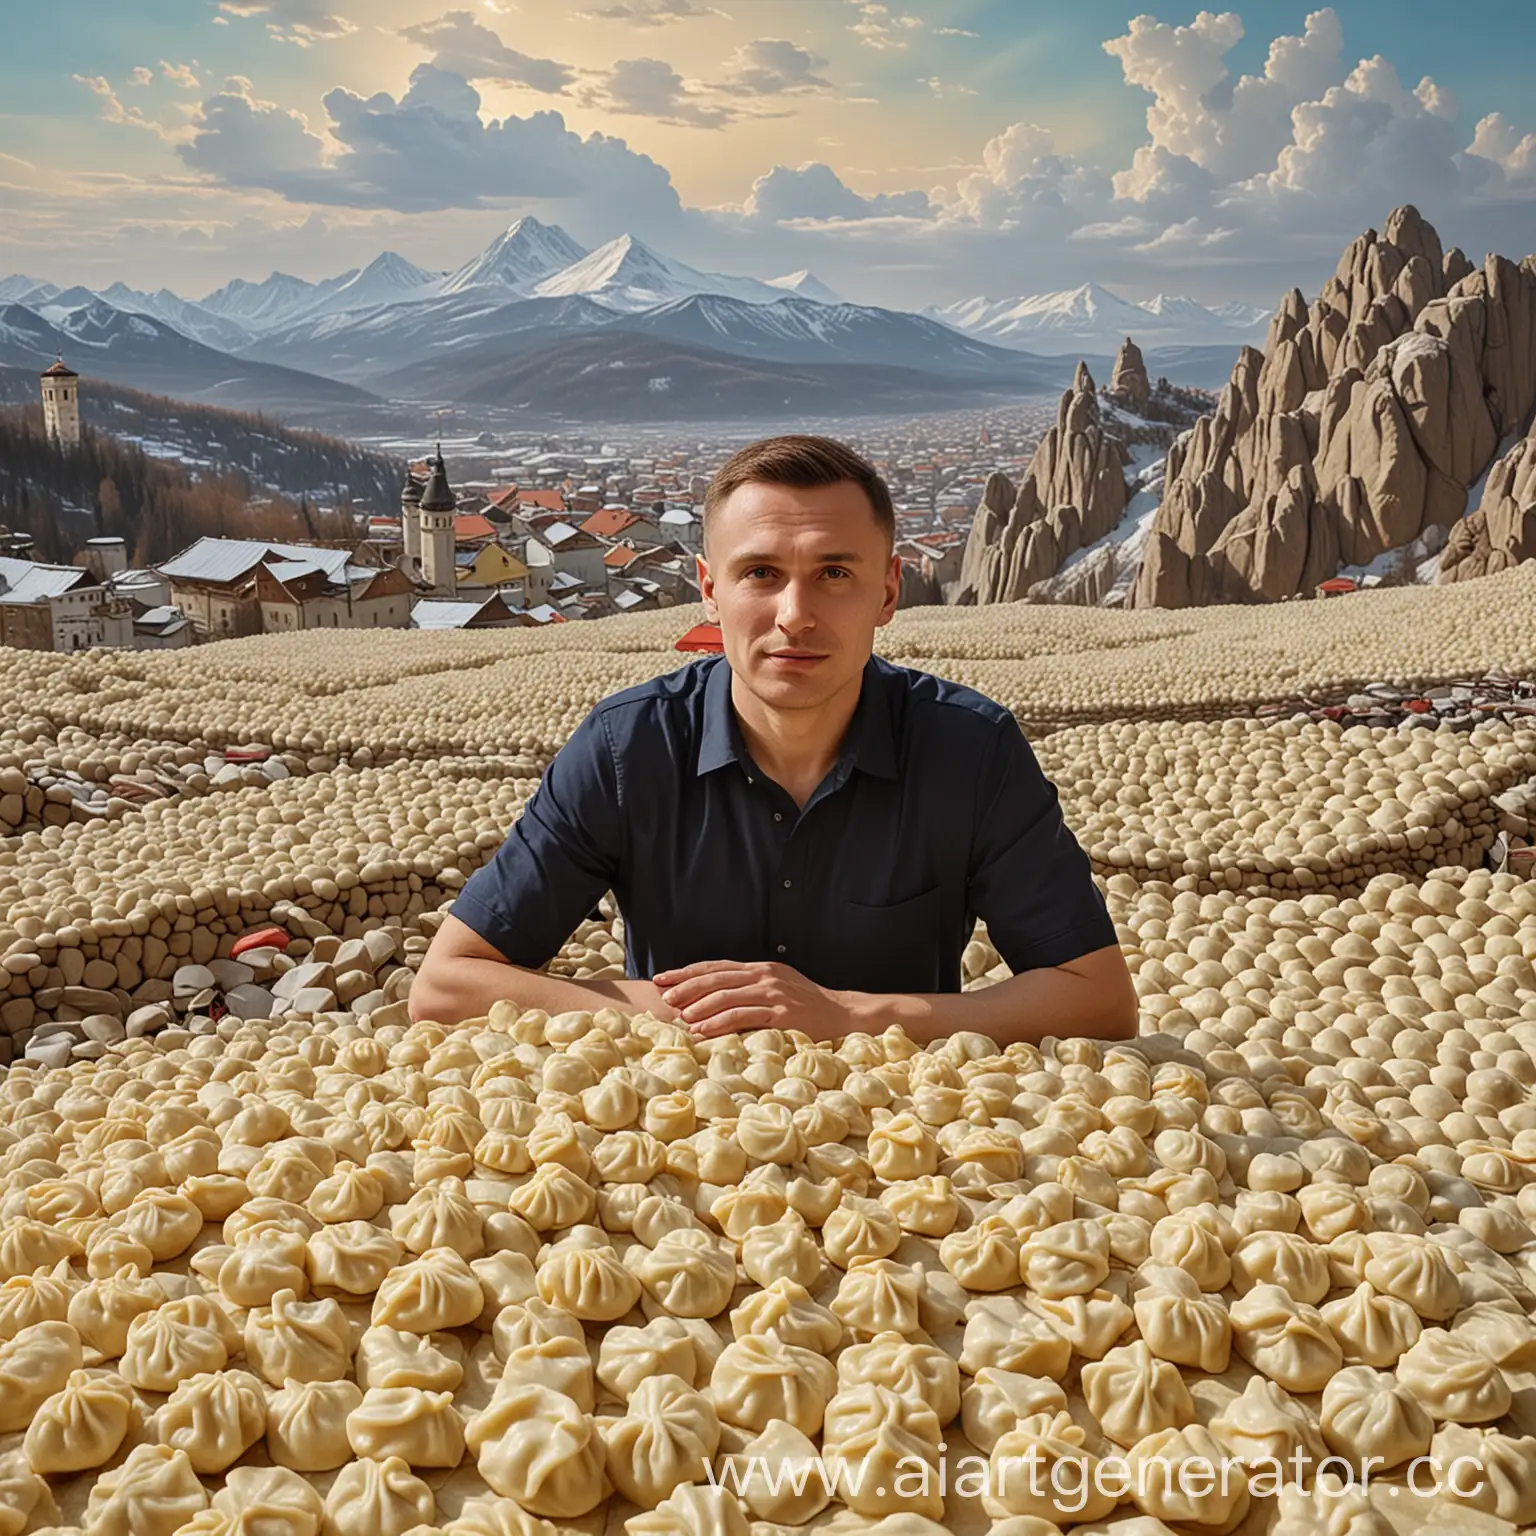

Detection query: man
(412, 434), (1137, 1045)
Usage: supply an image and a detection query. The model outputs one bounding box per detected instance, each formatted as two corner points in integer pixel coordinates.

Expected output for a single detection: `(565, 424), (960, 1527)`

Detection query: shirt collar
(697, 652), (898, 781)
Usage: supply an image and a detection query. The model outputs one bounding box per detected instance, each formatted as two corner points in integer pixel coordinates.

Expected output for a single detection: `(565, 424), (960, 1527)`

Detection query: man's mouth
(768, 651), (827, 663)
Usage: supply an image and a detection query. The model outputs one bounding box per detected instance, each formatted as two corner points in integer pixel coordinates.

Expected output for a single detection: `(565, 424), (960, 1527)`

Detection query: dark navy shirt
(453, 652), (1118, 995)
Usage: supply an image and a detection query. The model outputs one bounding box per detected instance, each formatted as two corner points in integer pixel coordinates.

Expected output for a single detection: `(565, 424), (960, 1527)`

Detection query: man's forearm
(409, 958), (677, 1026)
(841, 963), (1138, 1048)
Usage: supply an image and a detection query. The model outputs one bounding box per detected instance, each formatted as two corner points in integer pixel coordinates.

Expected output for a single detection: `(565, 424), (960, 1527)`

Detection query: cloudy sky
(7, 0), (1535, 311)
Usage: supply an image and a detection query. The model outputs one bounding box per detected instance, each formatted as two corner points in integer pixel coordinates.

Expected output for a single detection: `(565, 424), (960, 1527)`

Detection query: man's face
(697, 479), (902, 709)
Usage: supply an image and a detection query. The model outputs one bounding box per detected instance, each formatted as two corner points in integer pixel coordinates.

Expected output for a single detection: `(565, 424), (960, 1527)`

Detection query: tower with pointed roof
(418, 446), (458, 597)
(40, 356), (81, 450)
(400, 465), (424, 574)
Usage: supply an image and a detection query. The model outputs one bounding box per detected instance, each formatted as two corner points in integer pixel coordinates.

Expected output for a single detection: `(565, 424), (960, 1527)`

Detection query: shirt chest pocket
(831, 885), (945, 990)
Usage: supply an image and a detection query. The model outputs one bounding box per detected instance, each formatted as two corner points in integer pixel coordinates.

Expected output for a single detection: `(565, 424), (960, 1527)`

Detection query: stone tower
(418, 446), (458, 598)
(40, 357), (81, 449)
(400, 465), (424, 574)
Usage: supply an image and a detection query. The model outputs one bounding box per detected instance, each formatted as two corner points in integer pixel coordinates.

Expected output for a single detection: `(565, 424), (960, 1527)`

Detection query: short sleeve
(451, 707), (623, 968)
(967, 715), (1118, 972)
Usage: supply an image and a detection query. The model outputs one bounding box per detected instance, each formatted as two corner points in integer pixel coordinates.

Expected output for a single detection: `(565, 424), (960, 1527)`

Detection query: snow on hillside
(531, 235), (786, 311)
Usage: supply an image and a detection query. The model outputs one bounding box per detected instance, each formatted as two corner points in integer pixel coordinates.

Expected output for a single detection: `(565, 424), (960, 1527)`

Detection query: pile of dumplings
(0, 979), (1533, 1536)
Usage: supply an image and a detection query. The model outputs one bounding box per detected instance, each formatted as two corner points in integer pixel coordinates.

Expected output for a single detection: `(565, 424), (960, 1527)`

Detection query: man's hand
(653, 959), (859, 1041)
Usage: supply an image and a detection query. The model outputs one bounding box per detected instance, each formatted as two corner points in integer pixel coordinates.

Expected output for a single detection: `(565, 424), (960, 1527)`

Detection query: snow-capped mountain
(97, 283), (256, 353)
(439, 217), (588, 298)
(297, 252), (443, 320)
(927, 282), (1270, 354)
(531, 234), (786, 311)
(198, 270), (354, 331)
(0, 276), (54, 304)
(766, 270), (842, 305)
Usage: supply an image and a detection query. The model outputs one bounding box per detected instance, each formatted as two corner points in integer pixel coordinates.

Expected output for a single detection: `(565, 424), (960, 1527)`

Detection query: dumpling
(1319, 1281), (1421, 1368)
(1273, 1471), (1394, 1536)
(307, 1164), (387, 1224)
(597, 1318), (700, 1401)
(837, 1331), (959, 1425)
(625, 1484), (750, 1536)
(1361, 1234), (1460, 1321)
(467, 1383), (607, 1518)
(0, 1264), (73, 1341)
(740, 1217), (821, 1290)
(1230, 1284), (1341, 1393)
(357, 1326), (465, 1392)
(509, 1164), (596, 1231)
(1430, 1424), (1536, 1525)
(592, 1131), (666, 1185)
(1209, 1375), (1326, 1475)
(245, 1288), (351, 1386)
(0, 1320), (82, 1433)
(879, 1175), (958, 1236)
(1019, 1220), (1109, 1298)
(120, 1299), (231, 1392)
(113, 1191), (204, 1263)
(23, 1368), (138, 1473)
(1297, 1181), (1371, 1242)
(867, 1113), (940, 1181)
(85, 1443), (209, 1536)
(1081, 1339), (1194, 1447)
(322, 1455), (435, 1536)
(822, 1384), (943, 1519)
(961, 1368), (1068, 1455)
(493, 1297), (584, 1361)
(735, 1103), (805, 1166)
(939, 1217), (1021, 1292)
(829, 1258), (922, 1338)
(500, 1334), (596, 1411)
(347, 1386), (465, 1467)
(217, 1232), (309, 1308)
(0, 1448), (52, 1536)
(709, 1334), (836, 1436)
(1320, 1366), (1433, 1468)
(821, 1195), (901, 1269)
(536, 1231), (642, 1321)
(729, 1278), (842, 1354)
(372, 1247), (485, 1332)
(1149, 1212), (1232, 1291)
(210, 1467), (325, 1536)
(958, 1297), (1071, 1381)
(470, 1251), (538, 1324)
(1229, 1230), (1330, 1305)
(307, 1222), (404, 1297)
(1125, 1424), (1251, 1534)
(1132, 1266), (1231, 1373)
(390, 1181), (485, 1260)
(985, 1412), (1116, 1524)
(154, 1368), (266, 1474)
(599, 1373), (720, 1507)
(1026, 1288), (1133, 1359)
(719, 1418), (829, 1525)
(628, 1228), (735, 1318)
(65, 1270), (161, 1361)
(785, 1173), (843, 1226)
(1394, 1328), (1512, 1423)
(709, 1184), (788, 1242)
(1451, 1300), (1536, 1368)
(443, 1495), (560, 1535)
(266, 1378), (363, 1471)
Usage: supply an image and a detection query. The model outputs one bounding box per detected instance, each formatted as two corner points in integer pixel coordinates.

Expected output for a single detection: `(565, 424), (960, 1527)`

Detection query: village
(0, 360), (1080, 651)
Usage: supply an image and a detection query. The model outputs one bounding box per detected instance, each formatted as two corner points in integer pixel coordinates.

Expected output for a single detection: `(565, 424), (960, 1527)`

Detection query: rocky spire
(1109, 337), (1149, 414)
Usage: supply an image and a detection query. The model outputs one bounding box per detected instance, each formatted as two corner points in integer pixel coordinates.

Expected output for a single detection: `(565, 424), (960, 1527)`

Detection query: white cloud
(933, 26), (978, 38)
(1469, 112), (1536, 181)
(73, 74), (193, 142)
(743, 162), (931, 221)
(918, 77), (977, 98)
(582, 57), (736, 129)
(179, 64), (686, 227)
(161, 61), (203, 90)
(572, 0), (724, 23)
(846, 0), (922, 51)
(395, 12), (574, 93)
(129, 66), (154, 87)
(718, 39), (830, 96)
(215, 0), (354, 45)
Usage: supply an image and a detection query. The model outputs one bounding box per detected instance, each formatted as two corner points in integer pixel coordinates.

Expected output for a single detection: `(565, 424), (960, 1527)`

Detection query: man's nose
(776, 577), (816, 632)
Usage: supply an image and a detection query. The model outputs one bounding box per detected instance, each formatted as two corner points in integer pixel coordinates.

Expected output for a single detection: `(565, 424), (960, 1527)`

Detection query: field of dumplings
(5, 566), (1536, 1536)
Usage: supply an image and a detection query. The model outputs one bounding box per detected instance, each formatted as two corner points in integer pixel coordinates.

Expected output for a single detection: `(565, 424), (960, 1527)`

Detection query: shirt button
(777, 944), (786, 954)
(783, 879), (792, 888)
(773, 812), (782, 822)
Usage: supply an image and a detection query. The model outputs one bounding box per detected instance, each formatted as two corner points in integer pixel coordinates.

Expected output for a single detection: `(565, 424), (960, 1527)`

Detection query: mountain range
(0, 217), (1256, 422)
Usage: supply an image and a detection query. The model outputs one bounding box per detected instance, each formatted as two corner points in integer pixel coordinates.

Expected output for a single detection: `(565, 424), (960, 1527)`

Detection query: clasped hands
(650, 958), (859, 1040)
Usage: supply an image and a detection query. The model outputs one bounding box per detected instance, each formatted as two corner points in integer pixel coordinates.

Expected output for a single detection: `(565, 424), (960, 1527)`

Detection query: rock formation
(957, 363), (1129, 604)
(1108, 337), (1150, 414)
(1131, 206), (1536, 608)
(1440, 412), (1536, 582)
(897, 554), (942, 608)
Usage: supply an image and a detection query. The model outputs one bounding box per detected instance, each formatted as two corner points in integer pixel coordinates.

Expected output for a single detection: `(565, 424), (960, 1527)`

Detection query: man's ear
(697, 552), (717, 619)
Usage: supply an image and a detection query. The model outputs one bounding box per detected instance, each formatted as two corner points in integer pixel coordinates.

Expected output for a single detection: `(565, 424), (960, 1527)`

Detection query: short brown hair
(702, 434), (895, 556)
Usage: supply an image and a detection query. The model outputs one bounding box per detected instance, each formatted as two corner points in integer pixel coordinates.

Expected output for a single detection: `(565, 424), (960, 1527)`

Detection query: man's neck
(729, 663), (865, 808)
